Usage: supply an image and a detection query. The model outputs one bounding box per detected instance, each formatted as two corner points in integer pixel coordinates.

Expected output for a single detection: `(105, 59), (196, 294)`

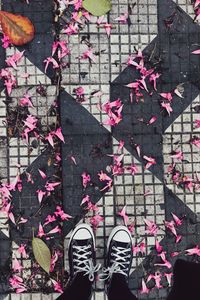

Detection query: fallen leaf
(32, 237), (51, 273)
(0, 10), (34, 46)
(82, 0), (112, 16)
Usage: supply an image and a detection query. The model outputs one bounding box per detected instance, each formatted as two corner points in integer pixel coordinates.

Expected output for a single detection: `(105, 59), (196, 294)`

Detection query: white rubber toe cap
(70, 223), (95, 242)
(107, 225), (132, 248)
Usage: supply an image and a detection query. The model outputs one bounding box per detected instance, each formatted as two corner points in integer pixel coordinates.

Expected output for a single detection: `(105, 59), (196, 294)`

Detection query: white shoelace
(99, 246), (131, 281)
(73, 245), (101, 281)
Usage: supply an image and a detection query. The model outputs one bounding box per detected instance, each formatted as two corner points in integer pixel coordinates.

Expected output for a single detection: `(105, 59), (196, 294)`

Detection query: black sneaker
(68, 223), (101, 282)
(100, 226), (133, 284)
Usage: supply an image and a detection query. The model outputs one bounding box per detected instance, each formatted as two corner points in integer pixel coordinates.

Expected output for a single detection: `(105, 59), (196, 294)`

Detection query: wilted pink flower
(1, 34), (11, 48)
(81, 172), (91, 188)
(6, 51), (25, 69)
(149, 73), (161, 90)
(170, 150), (184, 161)
(44, 57), (59, 73)
(194, 119), (200, 128)
(75, 86), (85, 96)
(155, 252), (172, 269)
(161, 102), (173, 115)
(19, 93), (33, 107)
(147, 272), (162, 289)
(115, 13), (128, 24)
(98, 170), (113, 191)
(54, 206), (72, 221)
(191, 137), (200, 148)
(44, 215), (56, 226)
(80, 48), (96, 63)
(144, 218), (158, 236)
(90, 214), (104, 230)
(64, 23), (79, 35)
(143, 155), (156, 169)
(18, 244), (27, 258)
(185, 245), (200, 256)
(126, 163), (138, 175)
(160, 92), (173, 102)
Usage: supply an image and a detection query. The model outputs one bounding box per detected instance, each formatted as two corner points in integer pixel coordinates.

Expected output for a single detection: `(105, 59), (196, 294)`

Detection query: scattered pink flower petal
(80, 48), (96, 63)
(117, 140), (124, 153)
(118, 206), (129, 226)
(115, 13), (128, 24)
(36, 190), (46, 203)
(45, 132), (54, 148)
(47, 225), (61, 235)
(140, 278), (149, 294)
(104, 23), (112, 37)
(165, 273), (172, 286)
(185, 245), (200, 256)
(37, 223), (45, 238)
(192, 49), (200, 54)
(54, 127), (65, 143)
(50, 251), (59, 272)
(147, 116), (157, 125)
(155, 239), (163, 253)
(155, 252), (172, 269)
(171, 212), (183, 226)
(51, 279), (63, 293)
(13, 258), (23, 272)
(38, 169), (47, 179)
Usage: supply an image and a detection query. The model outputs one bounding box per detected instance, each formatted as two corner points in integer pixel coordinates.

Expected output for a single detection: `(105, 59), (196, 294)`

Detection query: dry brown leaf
(0, 10), (35, 46)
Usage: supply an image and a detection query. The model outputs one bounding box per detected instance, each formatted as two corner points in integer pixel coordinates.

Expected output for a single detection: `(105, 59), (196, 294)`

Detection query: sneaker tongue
(114, 240), (131, 249)
(74, 238), (92, 247)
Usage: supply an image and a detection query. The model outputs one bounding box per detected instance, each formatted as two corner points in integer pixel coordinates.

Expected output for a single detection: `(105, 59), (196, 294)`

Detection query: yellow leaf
(32, 237), (51, 274)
